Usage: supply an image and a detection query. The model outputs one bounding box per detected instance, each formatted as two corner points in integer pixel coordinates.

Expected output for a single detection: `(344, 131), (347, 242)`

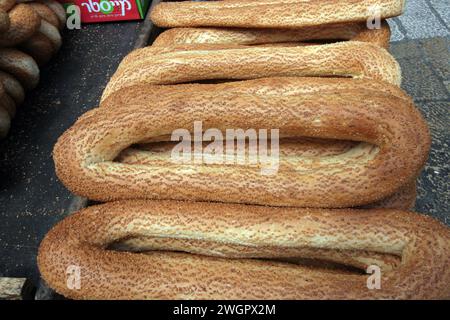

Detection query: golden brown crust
(0, 0), (16, 12)
(153, 21), (391, 49)
(38, 0), (66, 29)
(361, 181), (416, 210)
(20, 19), (61, 65)
(102, 76), (411, 109)
(355, 21), (392, 48)
(0, 78), (16, 118)
(0, 70), (25, 105)
(21, 31), (54, 66)
(54, 78), (430, 207)
(101, 41), (401, 101)
(0, 89), (15, 117)
(38, 18), (61, 50)
(37, 200), (450, 299)
(0, 48), (39, 90)
(151, 0), (405, 29)
(0, 4), (41, 47)
(28, 2), (60, 28)
(0, 9), (10, 33)
(0, 101), (11, 139)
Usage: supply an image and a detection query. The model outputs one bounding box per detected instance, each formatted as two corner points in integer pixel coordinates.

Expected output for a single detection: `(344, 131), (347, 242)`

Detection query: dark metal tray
(0, 0), (162, 291)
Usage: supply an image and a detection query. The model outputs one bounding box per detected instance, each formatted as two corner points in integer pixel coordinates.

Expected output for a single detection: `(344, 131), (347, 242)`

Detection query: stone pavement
(389, 0), (449, 41)
(388, 0), (449, 223)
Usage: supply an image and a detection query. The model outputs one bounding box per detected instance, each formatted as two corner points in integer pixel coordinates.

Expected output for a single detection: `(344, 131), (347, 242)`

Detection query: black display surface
(0, 21), (148, 282)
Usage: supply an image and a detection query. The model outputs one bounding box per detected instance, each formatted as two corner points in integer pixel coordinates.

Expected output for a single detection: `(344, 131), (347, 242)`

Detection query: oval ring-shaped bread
(0, 103), (11, 139)
(150, 0), (405, 28)
(28, 2), (60, 28)
(55, 77), (429, 207)
(0, 9), (9, 33)
(0, 4), (41, 47)
(0, 89), (15, 117)
(153, 21), (391, 49)
(21, 19), (62, 65)
(0, 70), (25, 105)
(0, 80), (16, 117)
(0, 48), (40, 90)
(38, 200), (450, 300)
(102, 42), (401, 102)
(109, 78), (417, 211)
(0, 0), (16, 12)
(38, 18), (61, 50)
(361, 181), (416, 210)
(39, 0), (66, 29)
(21, 32), (55, 66)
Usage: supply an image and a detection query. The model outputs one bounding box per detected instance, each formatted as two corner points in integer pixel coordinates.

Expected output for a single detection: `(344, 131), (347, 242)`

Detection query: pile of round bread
(0, 0), (66, 139)
(38, 0), (450, 300)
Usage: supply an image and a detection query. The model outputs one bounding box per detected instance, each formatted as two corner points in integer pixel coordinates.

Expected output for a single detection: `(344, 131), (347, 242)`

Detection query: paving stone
(389, 40), (421, 58)
(420, 37), (450, 80)
(396, 57), (448, 100)
(418, 101), (450, 169)
(398, 0), (449, 39)
(387, 18), (405, 42)
(428, 0), (450, 28)
(416, 166), (450, 225)
(444, 80), (450, 95)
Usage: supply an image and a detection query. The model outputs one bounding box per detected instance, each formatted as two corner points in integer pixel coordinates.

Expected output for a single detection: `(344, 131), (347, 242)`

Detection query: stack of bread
(0, 0), (65, 138)
(38, 0), (450, 299)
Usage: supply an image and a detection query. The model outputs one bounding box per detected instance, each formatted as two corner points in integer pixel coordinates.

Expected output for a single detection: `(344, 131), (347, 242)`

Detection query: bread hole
(113, 137), (372, 165)
(106, 235), (400, 275)
(302, 39), (347, 45)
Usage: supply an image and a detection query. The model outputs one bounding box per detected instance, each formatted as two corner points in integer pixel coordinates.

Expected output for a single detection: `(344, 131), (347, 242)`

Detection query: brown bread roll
(0, 70), (25, 105)
(0, 48), (40, 89)
(0, 4), (41, 47)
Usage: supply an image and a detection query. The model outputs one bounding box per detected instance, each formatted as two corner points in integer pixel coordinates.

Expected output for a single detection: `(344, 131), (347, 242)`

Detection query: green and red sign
(58, 0), (151, 23)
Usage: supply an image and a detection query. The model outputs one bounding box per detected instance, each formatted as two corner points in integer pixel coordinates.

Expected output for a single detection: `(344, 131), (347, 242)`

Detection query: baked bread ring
(38, 0), (65, 29)
(21, 32), (55, 66)
(54, 78), (429, 207)
(37, 200), (450, 300)
(360, 181), (416, 210)
(21, 19), (62, 65)
(111, 76), (417, 210)
(0, 0), (16, 12)
(0, 88), (15, 117)
(37, 18), (61, 50)
(28, 2), (60, 29)
(0, 4), (41, 47)
(0, 79), (16, 118)
(0, 101), (11, 139)
(0, 9), (10, 33)
(151, 0), (405, 29)
(0, 48), (40, 90)
(153, 21), (391, 49)
(0, 70), (25, 105)
(101, 41), (401, 102)
(102, 76), (411, 110)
